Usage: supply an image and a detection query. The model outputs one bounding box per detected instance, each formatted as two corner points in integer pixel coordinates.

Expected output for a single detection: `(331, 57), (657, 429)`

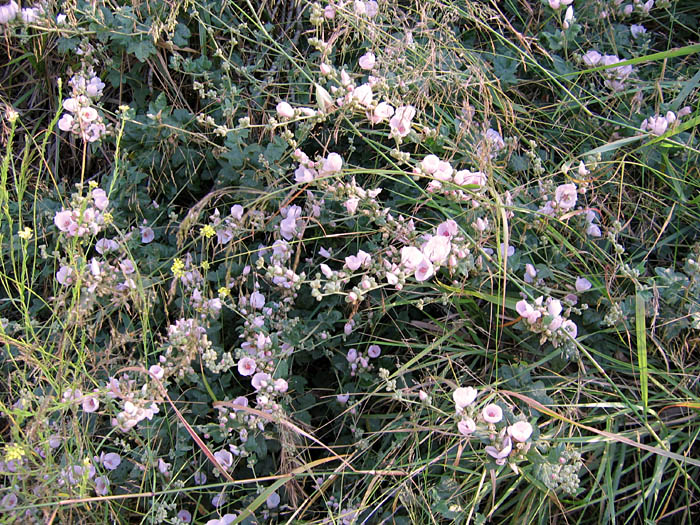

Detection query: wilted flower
(485, 435), (512, 464)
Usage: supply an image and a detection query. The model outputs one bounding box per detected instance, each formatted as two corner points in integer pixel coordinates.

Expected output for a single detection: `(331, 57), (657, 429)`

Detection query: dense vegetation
(0, 0), (698, 523)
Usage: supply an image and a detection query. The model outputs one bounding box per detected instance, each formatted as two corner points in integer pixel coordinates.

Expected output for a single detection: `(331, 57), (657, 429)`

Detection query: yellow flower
(201, 260), (210, 271)
(218, 286), (229, 297)
(171, 258), (185, 278)
(201, 225), (216, 239)
(4, 443), (25, 462)
(18, 227), (33, 240)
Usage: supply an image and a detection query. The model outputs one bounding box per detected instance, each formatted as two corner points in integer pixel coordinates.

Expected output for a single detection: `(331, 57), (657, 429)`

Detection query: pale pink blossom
(149, 365), (164, 380)
(433, 161), (453, 182)
(516, 299), (541, 324)
(82, 395), (99, 413)
(414, 258), (434, 281)
(358, 52), (376, 70)
(562, 319), (578, 339)
(575, 277), (592, 292)
(422, 235), (451, 265)
(453, 387), (478, 410)
(95, 476), (110, 496)
(276, 101), (294, 119)
(140, 226), (155, 243)
(101, 453), (121, 470)
(214, 449), (233, 470)
(458, 418), (476, 436)
(274, 378), (288, 393)
(485, 435), (512, 463)
(420, 155), (440, 174)
(482, 403), (503, 423)
(508, 421), (532, 443)
(400, 246), (424, 270)
(582, 49), (602, 66)
(92, 188), (109, 210)
(353, 84), (373, 108)
(58, 113), (74, 131)
(251, 372), (271, 390)
(436, 220), (458, 238)
(524, 264), (537, 283)
(369, 101), (394, 124)
(389, 105), (416, 138)
(54, 210), (75, 232)
(345, 250), (371, 271)
(554, 183), (578, 211)
(337, 393), (350, 404)
(344, 198), (360, 215)
(322, 152), (343, 174)
(367, 345), (381, 358)
(56, 266), (74, 286)
(238, 357), (256, 377)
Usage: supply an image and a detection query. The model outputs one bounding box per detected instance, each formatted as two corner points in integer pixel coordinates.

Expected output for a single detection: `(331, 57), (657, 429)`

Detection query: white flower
(58, 113), (74, 131)
(562, 6), (574, 29)
(358, 52), (376, 70)
(322, 152), (343, 174)
(369, 101), (394, 124)
(149, 365), (164, 380)
(389, 105), (416, 138)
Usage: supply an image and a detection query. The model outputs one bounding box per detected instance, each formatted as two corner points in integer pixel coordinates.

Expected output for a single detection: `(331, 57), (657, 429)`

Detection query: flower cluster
(582, 51), (634, 92)
(54, 186), (109, 238)
(641, 107), (691, 136)
(515, 296), (578, 353)
(452, 387), (534, 466)
(58, 68), (107, 142)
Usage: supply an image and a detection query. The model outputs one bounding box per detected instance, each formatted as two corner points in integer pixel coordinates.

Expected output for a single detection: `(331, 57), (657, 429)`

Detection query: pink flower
(149, 365), (164, 380)
(95, 238), (118, 254)
(322, 152), (343, 174)
(421, 155), (440, 174)
(575, 277), (592, 292)
(547, 299), (562, 317)
(344, 197), (360, 215)
(276, 101), (294, 119)
(295, 165), (316, 183)
(251, 372), (271, 390)
(353, 84), (373, 108)
(369, 101), (394, 124)
(94, 476), (110, 496)
(214, 449), (233, 470)
(58, 113), (74, 131)
(524, 264), (537, 283)
(453, 387), (478, 410)
(140, 226), (155, 244)
(250, 291), (265, 309)
(562, 319), (578, 339)
(482, 403), (503, 423)
(422, 235), (451, 265)
(508, 421), (533, 442)
(237, 357), (257, 376)
(367, 345), (381, 358)
(436, 220), (458, 238)
(78, 106), (98, 122)
(101, 453), (121, 470)
(485, 435), (512, 463)
(358, 52), (376, 70)
(54, 210), (74, 232)
(414, 257), (434, 281)
(400, 246), (424, 270)
(274, 378), (288, 393)
(458, 418), (476, 436)
(56, 266), (74, 286)
(389, 105), (416, 138)
(433, 161), (453, 182)
(347, 348), (358, 362)
(345, 250), (371, 271)
(516, 299), (541, 324)
(82, 395), (99, 413)
(337, 393), (349, 404)
(553, 183), (578, 211)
